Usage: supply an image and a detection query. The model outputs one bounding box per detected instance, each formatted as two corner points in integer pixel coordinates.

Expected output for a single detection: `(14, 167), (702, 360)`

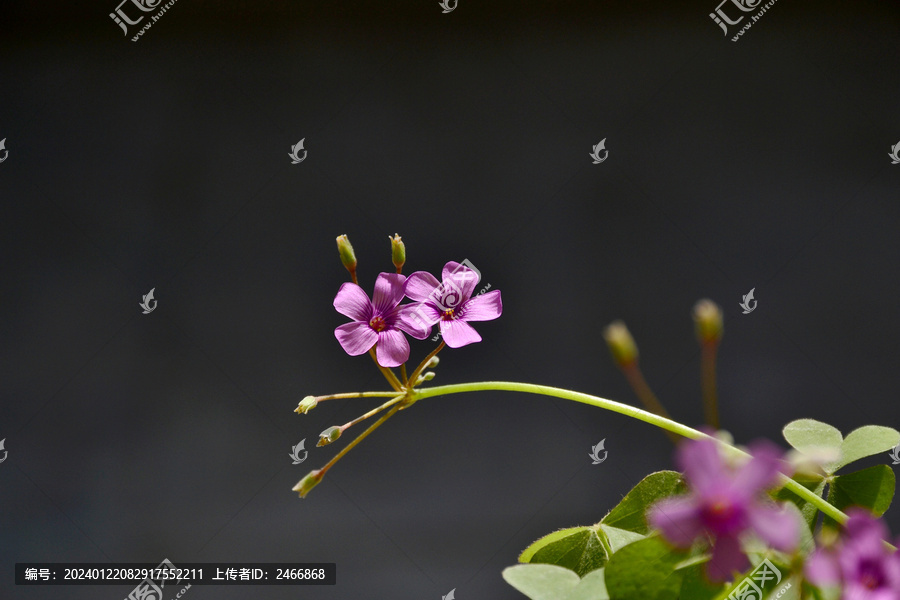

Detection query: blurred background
(2, 0), (900, 598)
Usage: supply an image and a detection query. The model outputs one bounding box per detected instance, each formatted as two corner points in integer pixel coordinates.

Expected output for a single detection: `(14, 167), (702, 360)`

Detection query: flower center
(369, 315), (387, 332)
(701, 496), (742, 533)
(859, 561), (884, 590)
(442, 308), (455, 320)
(708, 499), (731, 516)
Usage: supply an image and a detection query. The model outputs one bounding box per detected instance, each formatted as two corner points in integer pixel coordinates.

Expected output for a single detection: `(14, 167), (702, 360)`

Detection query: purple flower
(648, 437), (798, 582)
(404, 261), (502, 348)
(333, 273), (431, 367)
(806, 509), (900, 600)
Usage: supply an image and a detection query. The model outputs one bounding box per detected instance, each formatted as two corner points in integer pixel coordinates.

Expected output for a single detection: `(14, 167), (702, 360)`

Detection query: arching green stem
(411, 381), (849, 525)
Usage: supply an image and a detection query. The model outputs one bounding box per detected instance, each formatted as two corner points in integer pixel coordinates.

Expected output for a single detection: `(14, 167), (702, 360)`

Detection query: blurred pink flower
(649, 437), (798, 581)
(806, 509), (900, 600)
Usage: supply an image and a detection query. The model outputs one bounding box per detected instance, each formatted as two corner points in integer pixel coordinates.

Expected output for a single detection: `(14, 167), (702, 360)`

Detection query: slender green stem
(411, 381), (849, 525)
(701, 342), (720, 429)
(341, 395), (405, 430)
(620, 363), (680, 445)
(315, 391), (402, 401)
(400, 364), (408, 387)
(368, 348), (403, 391)
(406, 341), (445, 392)
(319, 403), (403, 476)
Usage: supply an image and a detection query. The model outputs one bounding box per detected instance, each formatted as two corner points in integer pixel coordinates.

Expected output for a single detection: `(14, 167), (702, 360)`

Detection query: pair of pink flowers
(332, 261), (502, 367)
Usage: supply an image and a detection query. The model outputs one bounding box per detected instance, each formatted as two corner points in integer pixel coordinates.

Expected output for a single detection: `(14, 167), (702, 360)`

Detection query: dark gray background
(2, 0), (899, 598)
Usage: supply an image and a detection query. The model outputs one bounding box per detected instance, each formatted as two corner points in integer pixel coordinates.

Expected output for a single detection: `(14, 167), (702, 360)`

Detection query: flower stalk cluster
(293, 234), (502, 496)
(294, 232), (899, 599)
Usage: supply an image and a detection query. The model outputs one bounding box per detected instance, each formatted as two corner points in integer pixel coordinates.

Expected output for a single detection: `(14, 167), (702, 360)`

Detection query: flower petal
(460, 290), (502, 322)
(371, 273), (406, 314)
(333, 282), (372, 322)
(677, 437), (728, 497)
(844, 509), (889, 545)
(852, 588), (896, 600)
(404, 271), (443, 302)
(706, 534), (748, 582)
(805, 549), (841, 586)
(747, 503), (799, 552)
(440, 319), (482, 348)
(375, 329), (410, 367)
(883, 551), (900, 589)
(442, 261), (479, 303)
(649, 496), (704, 547)
(335, 322), (378, 356)
(395, 304), (436, 339)
(732, 441), (790, 498)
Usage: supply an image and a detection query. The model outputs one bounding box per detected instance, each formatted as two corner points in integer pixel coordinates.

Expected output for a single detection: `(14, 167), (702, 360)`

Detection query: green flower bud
(336, 234), (357, 277)
(421, 371), (435, 381)
(426, 356), (440, 369)
(603, 320), (638, 367)
(317, 426), (342, 447)
(292, 469), (324, 498)
(693, 299), (723, 345)
(389, 233), (405, 272)
(295, 396), (318, 415)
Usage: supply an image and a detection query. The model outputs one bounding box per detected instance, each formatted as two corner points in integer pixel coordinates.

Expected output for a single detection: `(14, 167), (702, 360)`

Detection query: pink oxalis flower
(404, 261), (502, 348)
(649, 437), (798, 581)
(805, 509), (900, 600)
(333, 273), (431, 367)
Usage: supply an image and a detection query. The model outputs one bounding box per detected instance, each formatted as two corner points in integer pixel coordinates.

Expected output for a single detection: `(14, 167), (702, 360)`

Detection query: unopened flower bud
(389, 233), (405, 272)
(603, 320), (638, 367)
(293, 469), (324, 498)
(295, 396), (318, 414)
(317, 426), (342, 447)
(426, 356), (440, 368)
(693, 299), (723, 345)
(422, 371), (435, 381)
(336, 234), (357, 278)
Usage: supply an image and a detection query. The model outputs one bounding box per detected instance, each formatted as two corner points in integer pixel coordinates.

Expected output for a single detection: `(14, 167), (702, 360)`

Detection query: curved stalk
(411, 381), (849, 525)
